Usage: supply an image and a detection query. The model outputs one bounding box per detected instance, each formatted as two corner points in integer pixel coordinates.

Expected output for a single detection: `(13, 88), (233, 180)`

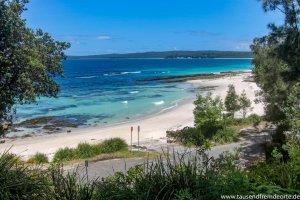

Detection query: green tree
(239, 90), (252, 119)
(193, 93), (223, 128)
(224, 84), (240, 117)
(0, 0), (70, 135)
(251, 0), (300, 122)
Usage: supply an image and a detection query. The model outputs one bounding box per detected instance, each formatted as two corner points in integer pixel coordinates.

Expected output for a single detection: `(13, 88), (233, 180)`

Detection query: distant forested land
(68, 50), (253, 59)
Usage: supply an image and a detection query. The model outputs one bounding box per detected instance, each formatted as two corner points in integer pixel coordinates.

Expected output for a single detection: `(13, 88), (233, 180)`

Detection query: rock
(43, 125), (56, 131)
(17, 116), (55, 126)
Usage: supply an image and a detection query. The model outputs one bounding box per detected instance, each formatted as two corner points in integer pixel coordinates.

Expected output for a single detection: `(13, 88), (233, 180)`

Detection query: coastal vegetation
(167, 85), (256, 146)
(224, 84), (241, 117)
(52, 138), (128, 163)
(1, 0), (300, 199)
(27, 138), (154, 165)
(0, 0), (70, 136)
(27, 153), (49, 164)
(1, 146), (300, 199)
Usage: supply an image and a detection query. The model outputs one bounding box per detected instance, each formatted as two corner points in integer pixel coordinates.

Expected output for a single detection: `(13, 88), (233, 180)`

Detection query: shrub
(193, 93), (224, 128)
(53, 147), (76, 162)
(167, 126), (206, 147)
(75, 143), (97, 159)
(97, 138), (128, 154)
(212, 128), (238, 144)
(49, 165), (96, 200)
(246, 114), (263, 127)
(95, 150), (252, 199)
(28, 152), (48, 164)
(0, 151), (50, 199)
(225, 84), (240, 117)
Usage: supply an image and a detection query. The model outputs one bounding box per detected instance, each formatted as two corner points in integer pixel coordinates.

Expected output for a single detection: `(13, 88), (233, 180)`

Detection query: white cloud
(97, 35), (112, 40)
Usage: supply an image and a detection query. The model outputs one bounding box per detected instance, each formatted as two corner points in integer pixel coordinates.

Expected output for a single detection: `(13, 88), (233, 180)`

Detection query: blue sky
(23, 0), (283, 55)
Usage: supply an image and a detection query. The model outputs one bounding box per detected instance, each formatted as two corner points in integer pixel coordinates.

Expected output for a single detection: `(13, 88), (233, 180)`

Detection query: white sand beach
(0, 72), (264, 160)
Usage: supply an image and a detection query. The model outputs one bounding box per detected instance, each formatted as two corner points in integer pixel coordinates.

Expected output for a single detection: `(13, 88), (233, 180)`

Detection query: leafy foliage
(212, 128), (238, 144)
(225, 84), (240, 117)
(239, 90), (252, 119)
(166, 126), (207, 147)
(169, 91), (261, 147)
(49, 165), (96, 200)
(193, 93), (223, 128)
(251, 0), (300, 123)
(0, 151), (50, 200)
(0, 0), (70, 135)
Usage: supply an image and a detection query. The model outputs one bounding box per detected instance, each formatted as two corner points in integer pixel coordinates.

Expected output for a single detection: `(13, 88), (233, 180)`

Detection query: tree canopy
(251, 0), (300, 123)
(193, 93), (223, 128)
(224, 84), (240, 117)
(0, 0), (70, 134)
(252, 0), (300, 151)
(239, 90), (252, 119)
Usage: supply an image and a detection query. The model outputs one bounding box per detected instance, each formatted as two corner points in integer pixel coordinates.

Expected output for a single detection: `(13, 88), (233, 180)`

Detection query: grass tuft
(28, 152), (48, 164)
(76, 143), (97, 159)
(53, 138), (129, 163)
(97, 138), (128, 153)
(53, 147), (76, 163)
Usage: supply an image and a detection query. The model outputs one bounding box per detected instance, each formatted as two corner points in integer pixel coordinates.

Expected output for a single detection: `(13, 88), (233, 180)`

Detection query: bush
(28, 152), (48, 164)
(52, 138), (129, 163)
(95, 150), (252, 199)
(212, 128), (238, 144)
(53, 147), (76, 162)
(97, 138), (128, 154)
(245, 114), (263, 127)
(167, 126), (206, 147)
(49, 165), (96, 199)
(0, 151), (50, 199)
(75, 143), (97, 159)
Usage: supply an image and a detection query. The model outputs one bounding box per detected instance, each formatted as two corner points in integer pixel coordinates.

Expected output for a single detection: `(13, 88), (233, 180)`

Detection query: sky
(23, 0), (284, 56)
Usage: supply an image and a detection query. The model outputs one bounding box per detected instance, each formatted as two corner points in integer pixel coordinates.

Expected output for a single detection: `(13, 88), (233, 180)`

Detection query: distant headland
(68, 50), (253, 59)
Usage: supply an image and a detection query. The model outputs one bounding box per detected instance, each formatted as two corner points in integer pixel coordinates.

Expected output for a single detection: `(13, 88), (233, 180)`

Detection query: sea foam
(129, 91), (139, 94)
(153, 100), (164, 105)
(104, 71), (142, 76)
(121, 71), (141, 75)
(75, 76), (97, 79)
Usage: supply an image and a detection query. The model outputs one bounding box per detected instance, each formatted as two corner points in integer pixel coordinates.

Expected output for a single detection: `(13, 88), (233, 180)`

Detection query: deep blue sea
(12, 58), (252, 136)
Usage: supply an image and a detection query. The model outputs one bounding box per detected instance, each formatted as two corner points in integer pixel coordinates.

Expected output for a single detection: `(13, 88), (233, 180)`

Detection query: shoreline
(9, 70), (252, 138)
(0, 72), (263, 160)
(138, 70), (252, 82)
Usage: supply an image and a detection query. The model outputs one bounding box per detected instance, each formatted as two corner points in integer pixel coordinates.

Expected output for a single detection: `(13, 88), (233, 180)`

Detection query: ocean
(11, 58), (252, 136)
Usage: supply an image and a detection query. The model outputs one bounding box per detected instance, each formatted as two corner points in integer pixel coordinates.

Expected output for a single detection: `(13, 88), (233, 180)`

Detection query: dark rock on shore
(14, 116), (81, 135)
(16, 117), (55, 127)
(195, 85), (218, 91)
(137, 71), (250, 83)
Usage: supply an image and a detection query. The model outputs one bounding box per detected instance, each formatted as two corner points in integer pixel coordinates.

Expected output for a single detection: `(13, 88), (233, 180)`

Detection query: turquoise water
(12, 58), (252, 136)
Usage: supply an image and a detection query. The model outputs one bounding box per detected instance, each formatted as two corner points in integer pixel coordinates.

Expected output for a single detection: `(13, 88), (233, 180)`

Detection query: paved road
(69, 125), (275, 181)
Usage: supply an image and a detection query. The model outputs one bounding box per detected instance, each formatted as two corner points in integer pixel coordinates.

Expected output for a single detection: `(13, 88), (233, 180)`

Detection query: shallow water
(11, 58), (252, 136)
